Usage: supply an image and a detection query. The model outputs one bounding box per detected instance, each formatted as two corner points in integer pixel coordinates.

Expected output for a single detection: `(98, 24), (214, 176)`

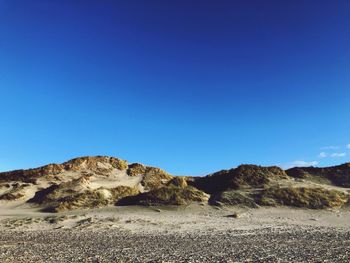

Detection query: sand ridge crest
(0, 156), (350, 212)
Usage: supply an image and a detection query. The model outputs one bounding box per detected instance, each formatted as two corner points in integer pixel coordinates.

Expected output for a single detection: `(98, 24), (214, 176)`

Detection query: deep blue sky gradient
(1, 0), (350, 174)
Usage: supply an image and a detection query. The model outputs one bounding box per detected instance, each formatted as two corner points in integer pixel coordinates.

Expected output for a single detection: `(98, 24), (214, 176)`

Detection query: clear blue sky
(1, 0), (349, 175)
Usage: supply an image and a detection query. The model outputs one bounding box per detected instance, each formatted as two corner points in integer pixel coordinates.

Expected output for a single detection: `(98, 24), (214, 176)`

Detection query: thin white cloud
(321, 146), (339, 150)
(347, 144), (350, 149)
(330, 152), (346, 158)
(279, 160), (318, 170)
(318, 152), (327, 158)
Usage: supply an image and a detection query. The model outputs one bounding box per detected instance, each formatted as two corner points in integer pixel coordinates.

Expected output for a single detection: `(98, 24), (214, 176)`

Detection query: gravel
(0, 226), (349, 262)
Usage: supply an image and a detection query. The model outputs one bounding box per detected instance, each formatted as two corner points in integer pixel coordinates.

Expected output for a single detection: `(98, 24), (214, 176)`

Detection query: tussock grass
(0, 183), (27, 201)
(0, 192), (24, 200)
(167, 177), (188, 188)
(256, 186), (348, 209)
(209, 190), (258, 208)
(116, 185), (208, 206)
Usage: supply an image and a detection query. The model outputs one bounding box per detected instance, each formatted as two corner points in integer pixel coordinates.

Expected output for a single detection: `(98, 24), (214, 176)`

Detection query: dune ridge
(0, 156), (349, 212)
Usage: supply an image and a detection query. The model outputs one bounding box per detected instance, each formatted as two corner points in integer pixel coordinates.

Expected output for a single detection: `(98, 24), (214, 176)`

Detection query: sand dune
(1, 157), (350, 262)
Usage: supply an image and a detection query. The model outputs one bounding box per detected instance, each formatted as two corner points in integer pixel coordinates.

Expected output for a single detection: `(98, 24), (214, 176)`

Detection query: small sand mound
(28, 175), (92, 204)
(42, 186), (139, 212)
(116, 185), (208, 206)
(127, 163), (173, 190)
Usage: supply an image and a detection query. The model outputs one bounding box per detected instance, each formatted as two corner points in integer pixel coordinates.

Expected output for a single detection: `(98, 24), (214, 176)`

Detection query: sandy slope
(1, 204), (350, 232)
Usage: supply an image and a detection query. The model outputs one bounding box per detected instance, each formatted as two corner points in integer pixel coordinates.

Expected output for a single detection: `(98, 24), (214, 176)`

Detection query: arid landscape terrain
(1, 156), (350, 262)
(3, 0), (350, 262)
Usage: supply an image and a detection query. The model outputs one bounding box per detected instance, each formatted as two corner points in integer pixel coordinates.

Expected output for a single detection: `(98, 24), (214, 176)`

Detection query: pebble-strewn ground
(0, 227), (349, 263)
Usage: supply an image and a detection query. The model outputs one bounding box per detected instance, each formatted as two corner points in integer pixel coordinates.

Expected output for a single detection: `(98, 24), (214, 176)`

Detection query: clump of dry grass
(209, 190), (258, 208)
(109, 186), (140, 200)
(0, 164), (62, 183)
(256, 186), (348, 209)
(0, 183), (28, 201)
(116, 185), (208, 206)
(0, 192), (24, 201)
(167, 177), (188, 188)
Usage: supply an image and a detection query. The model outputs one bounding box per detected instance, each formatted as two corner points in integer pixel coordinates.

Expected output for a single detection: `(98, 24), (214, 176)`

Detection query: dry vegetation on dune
(127, 163), (173, 190)
(0, 183), (29, 201)
(287, 163), (350, 187)
(28, 175), (92, 204)
(256, 186), (349, 209)
(190, 165), (288, 194)
(116, 185), (208, 206)
(0, 191), (25, 201)
(1, 156), (350, 212)
(167, 177), (188, 188)
(0, 156), (128, 183)
(37, 186), (139, 212)
(62, 156), (129, 171)
(0, 156), (176, 212)
(208, 187), (349, 209)
(116, 176), (207, 206)
(209, 190), (259, 208)
(191, 163), (350, 209)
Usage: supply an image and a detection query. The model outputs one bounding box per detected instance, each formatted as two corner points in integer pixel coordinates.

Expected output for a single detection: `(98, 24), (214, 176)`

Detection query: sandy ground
(0, 204), (350, 262)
